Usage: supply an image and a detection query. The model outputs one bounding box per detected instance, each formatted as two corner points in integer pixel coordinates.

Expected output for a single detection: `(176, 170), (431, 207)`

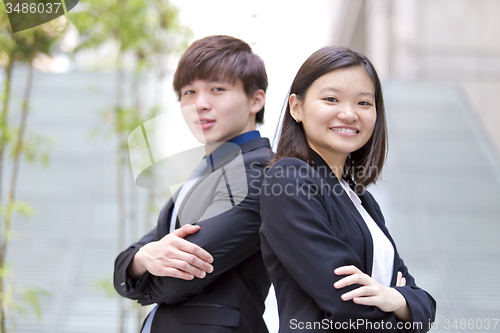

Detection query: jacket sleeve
(369, 196), (437, 332)
(259, 159), (435, 333)
(393, 256), (436, 333)
(113, 225), (160, 301)
(114, 159), (268, 305)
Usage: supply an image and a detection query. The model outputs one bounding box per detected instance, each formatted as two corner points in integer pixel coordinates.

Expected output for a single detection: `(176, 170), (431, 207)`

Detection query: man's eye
(325, 97), (338, 102)
(359, 101), (372, 106)
(183, 90), (195, 95)
(213, 87), (225, 92)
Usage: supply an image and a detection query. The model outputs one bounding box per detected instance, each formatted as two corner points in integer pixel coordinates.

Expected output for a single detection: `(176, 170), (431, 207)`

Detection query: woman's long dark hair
(271, 46), (388, 191)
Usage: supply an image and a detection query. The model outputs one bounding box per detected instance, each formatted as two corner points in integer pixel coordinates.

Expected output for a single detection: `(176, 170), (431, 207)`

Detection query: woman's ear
(289, 94), (302, 123)
(249, 89), (266, 114)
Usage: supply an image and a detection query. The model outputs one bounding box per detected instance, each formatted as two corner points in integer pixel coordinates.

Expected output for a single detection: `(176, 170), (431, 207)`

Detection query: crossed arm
(113, 160), (266, 305)
(259, 162), (436, 332)
(127, 223), (214, 281)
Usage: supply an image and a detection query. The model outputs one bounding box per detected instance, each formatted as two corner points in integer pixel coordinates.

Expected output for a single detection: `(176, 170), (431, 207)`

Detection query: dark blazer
(114, 137), (273, 333)
(259, 150), (436, 333)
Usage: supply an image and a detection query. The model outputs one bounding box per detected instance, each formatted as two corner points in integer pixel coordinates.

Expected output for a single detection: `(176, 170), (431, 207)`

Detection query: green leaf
(92, 276), (119, 298)
(0, 262), (13, 278)
(10, 201), (35, 217)
(20, 286), (50, 320)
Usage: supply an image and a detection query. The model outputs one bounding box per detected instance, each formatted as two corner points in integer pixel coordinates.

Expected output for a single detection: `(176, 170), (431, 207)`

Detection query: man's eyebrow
(206, 78), (232, 84)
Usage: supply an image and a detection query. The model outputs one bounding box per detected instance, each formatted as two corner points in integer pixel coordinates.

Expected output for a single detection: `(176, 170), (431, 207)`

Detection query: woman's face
(290, 66), (377, 161)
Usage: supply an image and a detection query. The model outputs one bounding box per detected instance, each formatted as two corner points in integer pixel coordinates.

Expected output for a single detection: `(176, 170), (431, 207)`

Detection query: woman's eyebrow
(319, 87), (341, 94)
(319, 87), (374, 98)
(358, 92), (375, 98)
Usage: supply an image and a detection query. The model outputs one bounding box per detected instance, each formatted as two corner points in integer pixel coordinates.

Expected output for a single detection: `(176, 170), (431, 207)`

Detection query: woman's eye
(183, 90), (195, 95)
(213, 87), (225, 92)
(325, 97), (338, 102)
(359, 101), (372, 106)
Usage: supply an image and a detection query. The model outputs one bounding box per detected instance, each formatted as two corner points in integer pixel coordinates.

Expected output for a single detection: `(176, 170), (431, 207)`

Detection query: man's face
(180, 79), (264, 144)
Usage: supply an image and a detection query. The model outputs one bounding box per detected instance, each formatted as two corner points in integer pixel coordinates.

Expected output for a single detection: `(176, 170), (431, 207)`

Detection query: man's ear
(249, 89), (266, 114)
(289, 94), (302, 122)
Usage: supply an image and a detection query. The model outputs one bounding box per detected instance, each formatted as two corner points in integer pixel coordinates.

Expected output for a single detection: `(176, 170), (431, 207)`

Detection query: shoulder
(243, 147), (273, 169)
(359, 188), (375, 201)
(241, 138), (273, 167)
(260, 158), (328, 203)
(268, 157), (310, 173)
(265, 157), (320, 184)
(359, 188), (379, 209)
(359, 188), (385, 222)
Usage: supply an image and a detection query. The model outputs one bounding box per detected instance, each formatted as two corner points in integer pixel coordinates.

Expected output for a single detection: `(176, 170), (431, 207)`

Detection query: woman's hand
(334, 265), (412, 321)
(396, 270), (406, 287)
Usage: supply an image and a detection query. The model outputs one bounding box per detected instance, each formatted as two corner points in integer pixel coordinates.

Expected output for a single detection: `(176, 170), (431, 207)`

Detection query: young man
(113, 35), (273, 333)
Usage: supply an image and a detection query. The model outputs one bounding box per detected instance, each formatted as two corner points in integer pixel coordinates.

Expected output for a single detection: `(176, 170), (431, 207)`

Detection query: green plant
(67, 0), (191, 331)
(0, 5), (65, 331)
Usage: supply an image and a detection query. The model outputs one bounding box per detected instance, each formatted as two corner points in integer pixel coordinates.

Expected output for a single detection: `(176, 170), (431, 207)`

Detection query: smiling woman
(259, 46), (436, 333)
(289, 66), (377, 175)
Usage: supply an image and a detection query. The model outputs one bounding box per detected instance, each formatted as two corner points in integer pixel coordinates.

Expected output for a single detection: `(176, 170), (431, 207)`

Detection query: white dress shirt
(339, 178), (394, 287)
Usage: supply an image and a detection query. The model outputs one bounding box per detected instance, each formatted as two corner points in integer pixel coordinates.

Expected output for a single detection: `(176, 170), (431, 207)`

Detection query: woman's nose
(337, 104), (358, 122)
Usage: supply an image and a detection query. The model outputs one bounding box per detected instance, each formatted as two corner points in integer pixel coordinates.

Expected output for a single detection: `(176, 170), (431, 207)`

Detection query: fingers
(143, 233), (214, 279)
(172, 224), (201, 238)
(352, 287), (406, 313)
(164, 257), (212, 279)
(334, 270), (373, 289)
(174, 237), (214, 264)
(160, 266), (195, 280)
(332, 266), (407, 313)
(334, 265), (361, 276)
(396, 271), (407, 287)
(340, 286), (374, 301)
(145, 244), (213, 279)
(353, 296), (378, 306)
(173, 249), (214, 277)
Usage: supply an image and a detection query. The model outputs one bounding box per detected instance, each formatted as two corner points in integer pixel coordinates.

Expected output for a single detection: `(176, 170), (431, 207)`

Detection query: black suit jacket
(259, 150), (436, 333)
(114, 137), (273, 333)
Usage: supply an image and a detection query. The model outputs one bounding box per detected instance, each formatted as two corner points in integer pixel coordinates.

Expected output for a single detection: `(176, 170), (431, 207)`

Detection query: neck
(309, 144), (348, 180)
(204, 142), (222, 156)
(204, 120), (257, 156)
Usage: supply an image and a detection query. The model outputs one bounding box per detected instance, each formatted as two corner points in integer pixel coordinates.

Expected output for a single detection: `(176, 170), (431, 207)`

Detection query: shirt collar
(226, 130), (261, 147)
(339, 178), (362, 205)
(195, 131), (261, 178)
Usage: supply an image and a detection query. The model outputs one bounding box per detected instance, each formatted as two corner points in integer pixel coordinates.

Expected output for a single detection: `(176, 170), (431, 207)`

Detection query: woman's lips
(329, 127), (359, 137)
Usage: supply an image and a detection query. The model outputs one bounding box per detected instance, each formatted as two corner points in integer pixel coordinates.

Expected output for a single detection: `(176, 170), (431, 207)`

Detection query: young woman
(259, 47), (436, 332)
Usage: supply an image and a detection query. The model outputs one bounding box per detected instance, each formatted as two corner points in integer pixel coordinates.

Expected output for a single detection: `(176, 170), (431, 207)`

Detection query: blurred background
(1, 0), (500, 332)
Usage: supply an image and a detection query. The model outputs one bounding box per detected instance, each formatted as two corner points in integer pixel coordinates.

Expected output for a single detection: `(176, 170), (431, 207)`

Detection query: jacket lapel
(158, 198), (175, 236)
(359, 194), (399, 285)
(176, 137), (271, 225)
(310, 150), (374, 275)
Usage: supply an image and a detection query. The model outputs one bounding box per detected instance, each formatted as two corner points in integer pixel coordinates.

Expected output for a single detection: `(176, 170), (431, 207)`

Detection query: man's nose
(195, 92), (211, 112)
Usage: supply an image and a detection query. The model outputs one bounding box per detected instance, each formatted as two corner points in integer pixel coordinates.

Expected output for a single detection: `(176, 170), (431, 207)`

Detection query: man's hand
(127, 224), (214, 280)
(334, 265), (412, 322)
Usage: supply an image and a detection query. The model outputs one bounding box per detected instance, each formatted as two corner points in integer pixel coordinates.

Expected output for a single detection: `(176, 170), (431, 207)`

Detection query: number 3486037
(5, 2), (62, 14)
(431, 319), (499, 330)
